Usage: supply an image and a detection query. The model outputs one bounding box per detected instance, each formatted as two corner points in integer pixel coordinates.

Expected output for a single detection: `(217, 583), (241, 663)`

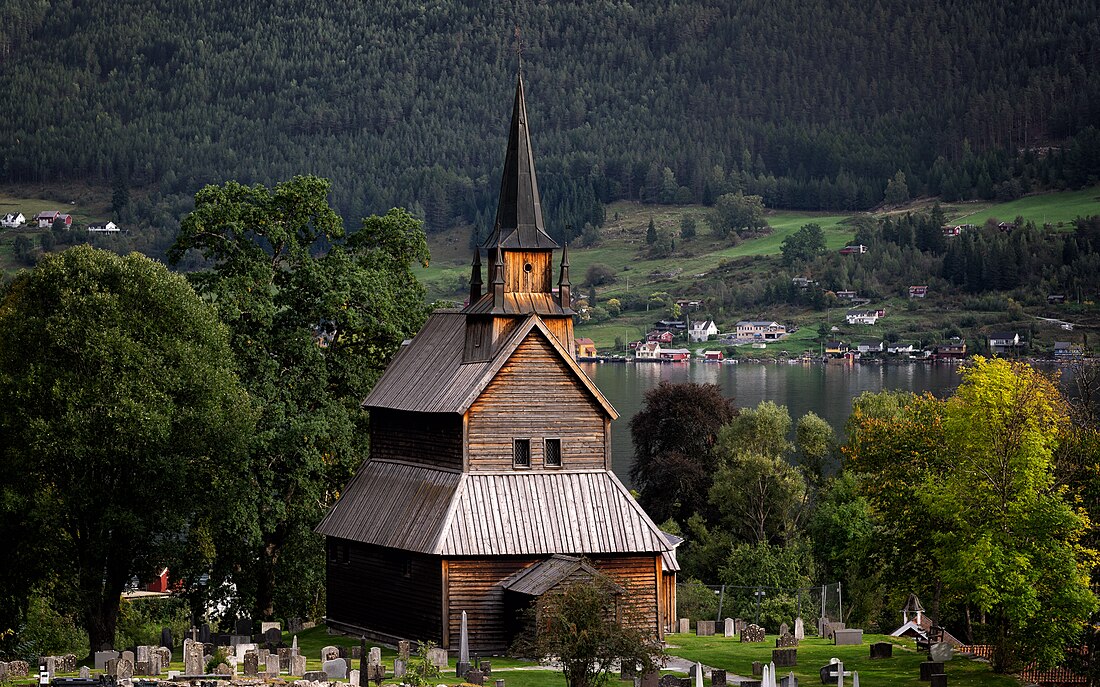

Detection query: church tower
(463, 74), (575, 361)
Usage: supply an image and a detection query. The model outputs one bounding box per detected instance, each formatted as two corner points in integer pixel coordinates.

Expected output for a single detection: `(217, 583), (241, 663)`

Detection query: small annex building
(317, 74), (677, 654)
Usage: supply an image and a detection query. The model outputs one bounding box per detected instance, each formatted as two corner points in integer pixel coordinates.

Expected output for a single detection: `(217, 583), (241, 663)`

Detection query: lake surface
(583, 360), (966, 487)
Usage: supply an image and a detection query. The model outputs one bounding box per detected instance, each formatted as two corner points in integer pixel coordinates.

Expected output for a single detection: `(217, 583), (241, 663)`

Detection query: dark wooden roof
(481, 73), (558, 251)
(499, 555), (625, 596)
(316, 462), (671, 556)
(463, 292), (568, 317)
(362, 310), (616, 418)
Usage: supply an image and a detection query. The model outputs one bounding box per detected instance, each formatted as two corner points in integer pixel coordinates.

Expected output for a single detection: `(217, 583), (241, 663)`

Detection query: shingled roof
(316, 461), (672, 556)
(362, 310), (616, 418)
(481, 73), (558, 251)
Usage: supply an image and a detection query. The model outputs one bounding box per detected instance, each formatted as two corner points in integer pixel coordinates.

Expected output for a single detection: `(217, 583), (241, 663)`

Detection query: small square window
(544, 438), (562, 467)
(513, 439), (531, 468)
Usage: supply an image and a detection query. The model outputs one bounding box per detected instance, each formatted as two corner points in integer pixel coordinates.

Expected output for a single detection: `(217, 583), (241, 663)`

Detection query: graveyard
(0, 620), (1032, 687)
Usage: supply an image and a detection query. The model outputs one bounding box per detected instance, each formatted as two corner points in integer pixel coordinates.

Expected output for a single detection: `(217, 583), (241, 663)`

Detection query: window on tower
(513, 439), (531, 468)
(544, 438), (562, 467)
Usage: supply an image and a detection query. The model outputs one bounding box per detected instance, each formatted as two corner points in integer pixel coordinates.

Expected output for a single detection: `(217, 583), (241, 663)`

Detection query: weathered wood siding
(541, 316), (575, 358)
(446, 555), (662, 653)
(503, 250), (552, 294)
(590, 555), (663, 639)
(369, 409), (463, 470)
(660, 572), (677, 635)
(466, 334), (607, 471)
(326, 540), (443, 643)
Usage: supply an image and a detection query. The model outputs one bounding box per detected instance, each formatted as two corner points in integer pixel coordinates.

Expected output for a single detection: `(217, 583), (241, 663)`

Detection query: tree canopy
(168, 175), (431, 622)
(0, 245), (253, 655)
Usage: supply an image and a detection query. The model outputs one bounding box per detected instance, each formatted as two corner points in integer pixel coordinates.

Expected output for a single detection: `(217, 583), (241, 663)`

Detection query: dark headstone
(215, 634), (231, 647)
(466, 669), (485, 686)
(287, 617), (302, 633)
(773, 648), (797, 668)
(641, 672), (659, 687)
(457, 662), (471, 678)
(278, 647), (292, 671)
(740, 682), (761, 687)
(919, 661), (944, 681)
(203, 643), (214, 657)
(658, 674), (681, 687)
(367, 663), (385, 686)
(870, 642), (893, 659)
(302, 672), (326, 681)
(752, 661), (763, 676)
(776, 633), (798, 648)
(244, 652), (259, 676)
(819, 665), (837, 685)
(338, 645), (349, 660)
(482, 661), (492, 676)
(679, 678), (692, 687)
(710, 669), (726, 687)
(741, 624), (766, 643)
(696, 620), (715, 636)
(350, 646), (362, 660)
(930, 675), (947, 687)
(235, 618), (252, 637)
(161, 628), (173, 650)
(264, 628), (281, 648)
(200, 624), (211, 644)
(495, 681), (505, 687)
(397, 641), (411, 661)
(779, 675), (798, 687)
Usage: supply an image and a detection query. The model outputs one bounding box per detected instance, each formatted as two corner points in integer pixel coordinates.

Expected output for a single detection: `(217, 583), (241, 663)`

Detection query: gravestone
(751, 661), (762, 677)
(919, 661), (944, 680)
(739, 681), (761, 687)
(793, 617), (805, 641)
(150, 653), (163, 675)
(199, 624), (211, 644)
(278, 648), (292, 671)
(930, 675), (947, 687)
(243, 651), (259, 677)
(641, 671), (660, 687)
(136, 660), (150, 676)
(930, 643), (954, 663)
(215, 634), (231, 647)
(95, 651), (119, 671)
(116, 658), (133, 680)
(236, 643), (258, 661)
(834, 628), (863, 645)
(235, 618), (252, 637)
(303, 671), (326, 681)
(496, 681), (505, 687)
(156, 646), (171, 666)
(869, 642), (892, 659)
(427, 648), (448, 668)
(265, 654), (280, 677)
(121, 650), (135, 665)
(773, 648), (797, 668)
(724, 618), (735, 637)
(776, 634), (798, 648)
(710, 669), (726, 687)
(264, 628), (281, 647)
(696, 620), (715, 637)
(688, 663), (702, 682)
(779, 622), (789, 637)
(287, 617), (302, 633)
(77, 666), (89, 679)
(260, 622), (281, 634)
(678, 618), (690, 634)
(160, 628), (173, 650)
(184, 642), (204, 675)
(215, 664), (231, 676)
(7, 662), (29, 678)
(740, 624), (766, 643)
(398, 641), (411, 660)
(658, 674), (681, 687)
(229, 635), (249, 646)
(321, 645), (340, 662)
(466, 669), (485, 686)
(393, 659), (406, 678)
(366, 663), (385, 685)
(203, 642), (215, 657)
(349, 669), (360, 687)
(369, 647), (382, 666)
(482, 660), (492, 675)
(291, 655), (307, 676)
(679, 678), (692, 687)
(350, 646), (361, 660)
(778, 674), (798, 687)
(136, 646), (151, 665)
(338, 645), (349, 660)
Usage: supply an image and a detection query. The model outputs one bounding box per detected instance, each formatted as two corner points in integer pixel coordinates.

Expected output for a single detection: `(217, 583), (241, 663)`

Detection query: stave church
(316, 74), (679, 654)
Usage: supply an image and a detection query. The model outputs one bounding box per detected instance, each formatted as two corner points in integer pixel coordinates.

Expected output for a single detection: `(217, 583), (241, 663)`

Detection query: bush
(676, 578), (719, 622)
(13, 596), (87, 661)
(115, 596), (190, 650)
(585, 263), (617, 286)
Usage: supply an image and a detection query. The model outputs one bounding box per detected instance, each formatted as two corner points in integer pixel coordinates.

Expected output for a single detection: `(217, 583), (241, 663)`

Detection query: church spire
(482, 73), (559, 251)
(557, 243), (572, 310)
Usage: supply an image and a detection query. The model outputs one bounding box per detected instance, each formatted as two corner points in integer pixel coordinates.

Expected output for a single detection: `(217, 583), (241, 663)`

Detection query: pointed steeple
(491, 245), (505, 310)
(468, 248), (483, 304)
(482, 73), (559, 251)
(557, 243), (572, 310)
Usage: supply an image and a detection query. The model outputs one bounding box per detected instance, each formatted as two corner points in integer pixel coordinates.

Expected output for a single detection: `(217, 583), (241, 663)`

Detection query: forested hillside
(2, 0), (1099, 240)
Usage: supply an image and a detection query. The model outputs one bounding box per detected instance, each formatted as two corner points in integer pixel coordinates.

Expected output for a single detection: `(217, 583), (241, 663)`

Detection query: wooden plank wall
(446, 557), (538, 653)
(503, 251), (552, 294)
(446, 555), (662, 653)
(370, 409), (463, 470)
(466, 335), (607, 471)
(327, 541), (443, 644)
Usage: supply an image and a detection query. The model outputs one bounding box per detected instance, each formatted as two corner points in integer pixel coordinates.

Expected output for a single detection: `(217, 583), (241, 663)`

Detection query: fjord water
(584, 361), (965, 487)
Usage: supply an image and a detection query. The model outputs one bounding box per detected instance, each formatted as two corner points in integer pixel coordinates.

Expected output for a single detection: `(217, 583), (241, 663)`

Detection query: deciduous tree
(0, 246), (253, 656)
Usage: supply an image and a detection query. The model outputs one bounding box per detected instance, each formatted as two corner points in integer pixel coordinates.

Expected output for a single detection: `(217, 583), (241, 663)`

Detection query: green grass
(945, 185), (1100, 227)
(666, 633), (1020, 686)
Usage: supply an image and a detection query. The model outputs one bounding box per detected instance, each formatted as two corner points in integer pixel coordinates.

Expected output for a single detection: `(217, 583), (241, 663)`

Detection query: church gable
(466, 329), (608, 471)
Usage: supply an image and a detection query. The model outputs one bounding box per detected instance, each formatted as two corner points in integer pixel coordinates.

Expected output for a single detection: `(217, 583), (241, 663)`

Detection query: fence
(676, 581), (843, 632)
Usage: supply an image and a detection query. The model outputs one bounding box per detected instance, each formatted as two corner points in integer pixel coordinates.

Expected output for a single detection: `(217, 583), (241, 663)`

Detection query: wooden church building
(317, 75), (679, 654)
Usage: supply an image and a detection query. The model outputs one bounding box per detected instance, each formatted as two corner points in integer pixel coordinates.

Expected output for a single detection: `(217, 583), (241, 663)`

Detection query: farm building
(316, 74), (677, 654)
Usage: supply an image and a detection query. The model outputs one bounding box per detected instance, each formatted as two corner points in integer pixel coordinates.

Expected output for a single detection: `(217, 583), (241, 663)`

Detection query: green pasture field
(944, 185), (1100, 228)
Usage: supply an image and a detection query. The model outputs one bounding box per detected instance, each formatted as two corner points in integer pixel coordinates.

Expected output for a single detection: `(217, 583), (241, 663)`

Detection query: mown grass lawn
(665, 633), (1021, 687)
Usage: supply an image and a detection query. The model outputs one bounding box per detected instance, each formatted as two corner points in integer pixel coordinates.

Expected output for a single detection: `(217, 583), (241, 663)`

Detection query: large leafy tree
(168, 175), (431, 622)
(629, 382), (737, 525)
(0, 246), (253, 656)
